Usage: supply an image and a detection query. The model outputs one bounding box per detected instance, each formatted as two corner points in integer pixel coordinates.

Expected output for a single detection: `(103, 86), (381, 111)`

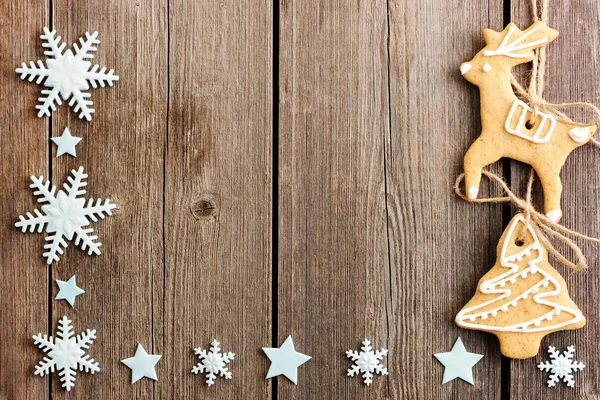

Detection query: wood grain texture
(0, 1), (49, 400)
(385, 1), (504, 398)
(49, 0), (168, 398)
(4, 0), (600, 398)
(278, 0), (502, 398)
(162, 0), (272, 398)
(511, 1), (600, 398)
(278, 0), (391, 397)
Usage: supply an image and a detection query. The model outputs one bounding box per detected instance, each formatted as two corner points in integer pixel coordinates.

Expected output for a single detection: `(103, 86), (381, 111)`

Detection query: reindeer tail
(568, 124), (596, 143)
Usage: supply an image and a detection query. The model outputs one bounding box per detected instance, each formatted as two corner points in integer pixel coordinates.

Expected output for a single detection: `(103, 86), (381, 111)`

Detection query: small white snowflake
(33, 315), (99, 391)
(192, 339), (235, 386)
(16, 27), (119, 121)
(537, 345), (585, 388)
(346, 339), (388, 386)
(15, 166), (116, 264)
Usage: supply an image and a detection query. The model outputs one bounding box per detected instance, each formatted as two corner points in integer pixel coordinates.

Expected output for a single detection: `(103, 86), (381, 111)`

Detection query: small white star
(55, 275), (85, 307)
(263, 335), (311, 385)
(51, 127), (82, 157)
(121, 344), (162, 384)
(434, 337), (483, 385)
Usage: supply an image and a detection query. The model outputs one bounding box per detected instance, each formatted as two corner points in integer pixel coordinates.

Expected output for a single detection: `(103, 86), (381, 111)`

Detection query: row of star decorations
(34, 314), (388, 391)
(435, 337), (585, 388)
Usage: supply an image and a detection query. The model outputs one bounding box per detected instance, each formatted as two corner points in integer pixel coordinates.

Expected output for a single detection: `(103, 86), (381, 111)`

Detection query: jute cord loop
(455, 171), (600, 271)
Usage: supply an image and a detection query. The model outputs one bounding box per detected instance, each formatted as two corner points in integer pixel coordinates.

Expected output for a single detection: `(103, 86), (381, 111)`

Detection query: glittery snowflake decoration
(537, 345), (585, 388)
(192, 340), (235, 386)
(33, 315), (100, 391)
(15, 166), (116, 264)
(16, 27), (119, 121)
(346, 339), (389, 386)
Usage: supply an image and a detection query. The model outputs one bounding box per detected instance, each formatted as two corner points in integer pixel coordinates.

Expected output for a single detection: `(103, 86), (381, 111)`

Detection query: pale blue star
(434, 337), (483, 385)
(55, 275), (85, 307)
(121, 344), (162, 384)
(263, 335), (311, 384)
(51, 127), (82, 157)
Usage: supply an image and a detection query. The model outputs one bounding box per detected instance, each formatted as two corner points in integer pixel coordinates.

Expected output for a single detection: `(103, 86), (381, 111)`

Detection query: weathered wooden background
(1, 0), (599, 399)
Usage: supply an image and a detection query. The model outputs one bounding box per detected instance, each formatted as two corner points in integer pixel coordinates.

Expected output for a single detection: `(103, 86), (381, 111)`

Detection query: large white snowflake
(33, 315), (100, 391)
(346, 339), (389, 386)
(192, 339), (235, 386)
(15, 166), (116, 264)
(537, 345), (585, 388)
(16, 27), (119, 121)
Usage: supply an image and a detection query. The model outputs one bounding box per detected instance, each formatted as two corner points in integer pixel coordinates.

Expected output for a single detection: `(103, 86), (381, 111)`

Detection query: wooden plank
(0, 1), (49, 399)
(50, 0), (168, 398)
(511, 2), (600, 398)
(278, 0), (392, 397)
(161, 0), (272, 398)
(384, 1), (504, 398)
(279, 0), (504, 398)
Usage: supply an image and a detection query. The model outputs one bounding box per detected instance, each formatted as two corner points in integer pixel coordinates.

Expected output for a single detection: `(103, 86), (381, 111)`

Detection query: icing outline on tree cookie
(456, 215), (583, 333)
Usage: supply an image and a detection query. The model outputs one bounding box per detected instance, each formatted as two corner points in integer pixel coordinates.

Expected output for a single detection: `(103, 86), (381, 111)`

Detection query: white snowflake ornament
(537, 345), (585, 388)
(15, 166), (116, 264)
(346, 339), (388, 386)
(16, 27), (119, 121)
(33, 315), (100, 391)
(192, 340), (235, 386)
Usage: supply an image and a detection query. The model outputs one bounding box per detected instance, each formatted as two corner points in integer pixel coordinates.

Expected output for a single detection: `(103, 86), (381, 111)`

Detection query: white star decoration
(55, 275), (85, 307)
(192, 339), (235, 386)
(434, 337), (483, 385)
(16, 27), (119, 121)
(263, 336), (311, 385)
(33, 315), (99, 391)
(51, 127), (82, 157)
(538, 345), (585, 387)
(121, 344), (162, 384)
(346, 339), (388, 385)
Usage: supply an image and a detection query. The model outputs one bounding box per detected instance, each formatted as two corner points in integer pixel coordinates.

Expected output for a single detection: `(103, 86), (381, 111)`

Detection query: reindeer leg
(463, 137), (502, 200)
(536, 166), (563, 223)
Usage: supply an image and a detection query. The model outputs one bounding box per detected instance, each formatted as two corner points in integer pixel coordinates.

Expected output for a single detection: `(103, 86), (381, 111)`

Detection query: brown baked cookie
(460, 21), (596, 223)
(455, 214), (585, 359)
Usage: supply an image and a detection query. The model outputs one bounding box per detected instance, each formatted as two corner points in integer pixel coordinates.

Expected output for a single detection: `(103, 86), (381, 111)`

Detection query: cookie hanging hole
(515, 238), (525, 247)
(525, 120), (534, 129)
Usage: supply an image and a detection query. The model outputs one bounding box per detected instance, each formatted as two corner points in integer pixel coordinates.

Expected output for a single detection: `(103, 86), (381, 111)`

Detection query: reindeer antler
(483, 22), (558, 59)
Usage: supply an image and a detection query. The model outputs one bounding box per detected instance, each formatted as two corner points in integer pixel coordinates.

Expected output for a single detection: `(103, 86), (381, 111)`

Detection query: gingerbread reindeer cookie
(460, 21), (597, 222)
(456, 214), (585, 359)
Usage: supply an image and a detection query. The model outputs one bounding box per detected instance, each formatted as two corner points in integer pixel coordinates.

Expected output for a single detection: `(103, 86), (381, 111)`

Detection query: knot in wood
(191, 197), (219, 220)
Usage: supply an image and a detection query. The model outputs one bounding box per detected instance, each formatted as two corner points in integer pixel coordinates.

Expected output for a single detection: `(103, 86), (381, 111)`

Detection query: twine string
(511, 0), (600, 147)
(454, 1), (600, 270)
(454, 171), (600, 270)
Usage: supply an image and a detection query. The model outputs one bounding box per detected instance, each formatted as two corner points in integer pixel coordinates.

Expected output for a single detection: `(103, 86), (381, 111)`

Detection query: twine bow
(455, 170), (600, 270)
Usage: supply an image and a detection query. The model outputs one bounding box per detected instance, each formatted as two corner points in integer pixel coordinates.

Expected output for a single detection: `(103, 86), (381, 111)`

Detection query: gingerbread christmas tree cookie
(456, 214), (585, 359)
(460, 21), (597, 223)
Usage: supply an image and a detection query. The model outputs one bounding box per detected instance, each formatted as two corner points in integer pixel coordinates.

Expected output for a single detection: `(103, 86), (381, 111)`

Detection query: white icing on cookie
(460, 63), (472, 75)
(505, 99), (556, 143)
(546, 210), (561, 223)
(568, 127), (590, 143)
(467, 187), (478, 200)
(483, 24), (548, 59)
(456, 215), (583, 333)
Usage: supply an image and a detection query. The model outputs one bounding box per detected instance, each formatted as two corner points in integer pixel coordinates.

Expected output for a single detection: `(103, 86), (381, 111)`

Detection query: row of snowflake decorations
(15, 28), (119, 262)
(35, 318), (388, 392)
